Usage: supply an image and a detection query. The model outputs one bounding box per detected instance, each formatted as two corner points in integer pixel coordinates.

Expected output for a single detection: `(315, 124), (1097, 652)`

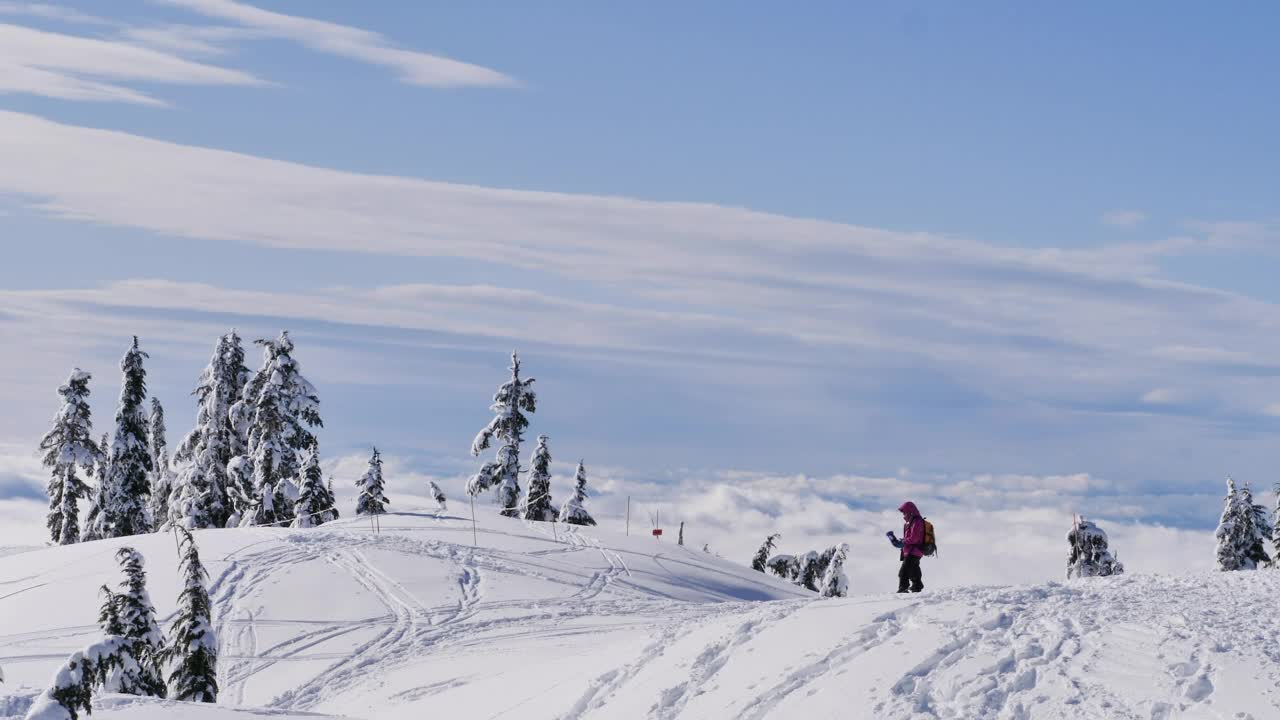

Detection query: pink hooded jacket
(899, 501), (925, 559)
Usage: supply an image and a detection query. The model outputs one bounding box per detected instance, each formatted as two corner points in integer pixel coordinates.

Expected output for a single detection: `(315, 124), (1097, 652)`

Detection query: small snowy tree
(292, 449), (337, 528)
(147, 398), (174, 528)
(355, 448), (390, 516)
(100, 337), (154, 538)
(164, 528), (218, 703)
(766, 554), (799, 581)
(521, 435), (555, 521)
(1066, 517), (1125, 579)
(39, 370), (102, 545)
(231, 332), (322, 527)
(820, 543), (850, 598)
(1216, 477), (1271, 571)
(557, 461), (596, 526)
(751, 533), (780, 573)
(796, 550), (827, 592)
(112, 547), (166, 697)
(428, 480), (447, 511)
(469, 352), (536, 518)
(24, 636), (128, 720)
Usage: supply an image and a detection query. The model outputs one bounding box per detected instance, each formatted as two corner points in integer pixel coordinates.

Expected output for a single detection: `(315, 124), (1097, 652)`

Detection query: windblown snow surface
(1, 510), (1278, 719)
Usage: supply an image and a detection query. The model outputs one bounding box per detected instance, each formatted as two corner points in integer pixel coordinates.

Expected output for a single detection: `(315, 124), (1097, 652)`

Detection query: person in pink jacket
(886, 501), (925, 593)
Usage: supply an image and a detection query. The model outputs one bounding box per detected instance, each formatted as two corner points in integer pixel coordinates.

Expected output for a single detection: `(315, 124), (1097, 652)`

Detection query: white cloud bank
(0, 445), (1220, 590)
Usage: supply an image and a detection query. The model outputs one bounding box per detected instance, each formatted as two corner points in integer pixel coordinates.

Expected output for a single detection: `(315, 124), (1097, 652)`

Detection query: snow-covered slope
(1, 510), (1277, 719)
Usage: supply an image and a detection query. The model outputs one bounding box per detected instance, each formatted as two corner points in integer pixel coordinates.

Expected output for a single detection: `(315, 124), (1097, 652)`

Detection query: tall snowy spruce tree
(230, 332), (322, 527)
(521, 435), (555, 521)
(82, 432), (111, 543)
(557, 460), (596, 526)
(751, 534), (781, 573)
(111, 547), (167, 697)
(355, 448), (390, 516)
(147, 399), (173, 529)
(39, 370), (102, 545)
(165, 528), (218, 703)
(174, 332), (251, 529)
(469, 352), (536, 518)
(100, 338), (155, 538)
(292, 449), (337, 528)
(820, 543), (850, 598)
(1215, 477), (1272, 571)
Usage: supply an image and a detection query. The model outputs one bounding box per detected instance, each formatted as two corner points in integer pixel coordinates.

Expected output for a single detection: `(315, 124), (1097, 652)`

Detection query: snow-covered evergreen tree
(230, 332), (322, 527)
(355, 447), (390, 516)
(796, 550), (825, 592)
(557, 460), (596, 526)
(111, 547), (166, 697)
(1216, 477), (1272, 571)
(1066, 517), (1125, 578)
(147, 398), (173, 529)
(100, 338), (154, 538)
(521, 435), (555, 521)
(469, 352), (536, 518)
(39, 370), (102, 545)
(1273, 483), (1280, 568)
(766, 546), (836, 593)
(766, 554), (799, 581)
(24, 635), (128, 720)
(174, 332), (251, 530)
(820, 543), (850, 598)
(751, 533), (780, 573)
(428, 480), (447, 511)
(1243, 482), (1272, 568)
(81, 433), (111, 543)
(164, 528), (218, 703)
(292, 449), (337, 528)
(94, 585), (128, 693)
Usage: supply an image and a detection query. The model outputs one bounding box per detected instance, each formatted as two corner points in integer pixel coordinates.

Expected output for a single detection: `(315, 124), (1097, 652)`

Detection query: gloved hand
(886, 531), (902, 549)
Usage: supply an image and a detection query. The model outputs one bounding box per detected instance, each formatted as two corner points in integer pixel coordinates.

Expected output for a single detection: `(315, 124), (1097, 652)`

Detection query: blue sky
(1, 1), (1278, 538)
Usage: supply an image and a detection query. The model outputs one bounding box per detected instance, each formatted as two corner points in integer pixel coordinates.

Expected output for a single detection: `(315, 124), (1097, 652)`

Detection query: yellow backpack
(922, 519), (937, 557)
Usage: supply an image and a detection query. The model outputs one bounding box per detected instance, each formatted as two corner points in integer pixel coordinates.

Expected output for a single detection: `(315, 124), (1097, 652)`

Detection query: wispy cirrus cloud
(0, 21), (263, 105)
(0, 1), (113, 26)
(155, 0), (517, 88)
(2, 110), (1279, 496)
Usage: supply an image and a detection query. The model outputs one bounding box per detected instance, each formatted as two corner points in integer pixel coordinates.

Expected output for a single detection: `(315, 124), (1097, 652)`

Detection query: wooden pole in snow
(471, 493), (478, 547)
(626, 496), (630, 536)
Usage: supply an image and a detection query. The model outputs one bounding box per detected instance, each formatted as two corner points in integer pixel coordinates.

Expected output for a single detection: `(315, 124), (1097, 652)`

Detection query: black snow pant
(898, 555), (923, 593)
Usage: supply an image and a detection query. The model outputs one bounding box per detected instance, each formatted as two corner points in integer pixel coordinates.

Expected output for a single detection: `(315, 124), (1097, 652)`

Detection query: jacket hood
(898, 501), (920, 518)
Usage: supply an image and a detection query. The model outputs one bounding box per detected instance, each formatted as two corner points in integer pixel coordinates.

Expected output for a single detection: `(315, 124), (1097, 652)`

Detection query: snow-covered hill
(1, 510), (1278, 719)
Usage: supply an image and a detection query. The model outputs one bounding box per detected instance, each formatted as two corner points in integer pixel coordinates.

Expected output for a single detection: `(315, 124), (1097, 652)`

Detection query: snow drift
(1, 509), (1277, 719)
